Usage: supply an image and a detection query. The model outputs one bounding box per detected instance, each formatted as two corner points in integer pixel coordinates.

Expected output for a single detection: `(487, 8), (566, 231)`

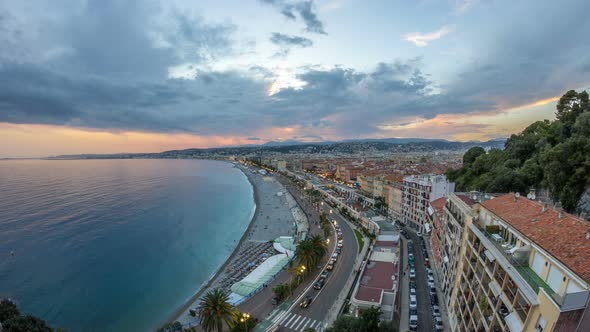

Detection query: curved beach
(167, 163), (297, 328)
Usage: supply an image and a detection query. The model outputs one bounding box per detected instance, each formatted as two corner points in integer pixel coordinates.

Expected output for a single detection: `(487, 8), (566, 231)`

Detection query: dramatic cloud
(404, 26), (451, 47)
(259, 0), (327, 34)
(270, 33), (313, 47)
(1, 0), (589, 153)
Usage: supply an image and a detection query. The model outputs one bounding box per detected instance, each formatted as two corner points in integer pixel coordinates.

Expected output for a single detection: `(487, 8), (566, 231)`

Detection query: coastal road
(267, 203), (358, 331)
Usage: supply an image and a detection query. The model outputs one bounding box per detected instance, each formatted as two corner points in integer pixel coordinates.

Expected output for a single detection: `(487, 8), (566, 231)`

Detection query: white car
(409, 315), (418, 330)
(432, 305), (441, 317)
(410, 269), (416, 278)
(410, 287), (416, 296)
(410, 295), (417, 310)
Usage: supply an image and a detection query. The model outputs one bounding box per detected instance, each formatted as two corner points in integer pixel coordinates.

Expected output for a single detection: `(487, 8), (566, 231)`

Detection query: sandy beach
(167, 163), (299, 328)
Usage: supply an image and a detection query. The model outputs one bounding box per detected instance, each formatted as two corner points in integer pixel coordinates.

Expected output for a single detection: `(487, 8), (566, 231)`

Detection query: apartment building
(445, 193), (590, 332)
(335, 165), (363, 183)
(358, 173), (384, 198)
(401, 174), (455, 232)
(384, 182), (403, 222)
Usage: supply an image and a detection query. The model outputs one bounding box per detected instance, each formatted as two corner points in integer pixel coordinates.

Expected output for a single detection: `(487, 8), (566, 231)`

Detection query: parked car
(428, 275), (435, 284)
(410, 308), (417, 316)
(337, 242), (343, 248)
(336, 248), (342, 254)
(410, 269), (416, 278)
(409, 295), (417, 310)
(430, 286), (437, 296)
(300, 296), (313, 308)
(434, 317), (444, 331)
(410, 287), (416, 296)
(431, 294), (439, 305)
(432, 305), (441, 317)
(409, 315), (418, 331)
(314, 279), (325, 290)
(410, 281), (417, 289)
(321, 270), (329, 279)
(271, 297), (280, 305)
(326, 263), (334, 271)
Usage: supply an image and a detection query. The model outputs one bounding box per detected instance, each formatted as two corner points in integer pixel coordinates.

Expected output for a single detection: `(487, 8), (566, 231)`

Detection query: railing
(475, 222), (590, 311)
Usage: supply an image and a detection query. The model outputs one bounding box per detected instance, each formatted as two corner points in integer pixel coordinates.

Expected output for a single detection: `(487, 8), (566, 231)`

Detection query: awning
(489, 280), (501, 297)
(484, 250), (496, 262)
(504, 312), (523, 332)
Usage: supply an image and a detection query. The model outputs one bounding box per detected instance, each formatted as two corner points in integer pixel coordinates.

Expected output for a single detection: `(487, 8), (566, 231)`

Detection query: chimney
(558, 210), (564, 219)
(586, 228), (590, 240)
(542, 203), (548, 212)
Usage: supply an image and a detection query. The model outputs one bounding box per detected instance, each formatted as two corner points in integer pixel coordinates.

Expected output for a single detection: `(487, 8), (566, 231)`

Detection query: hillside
(447, 90), (590, 214)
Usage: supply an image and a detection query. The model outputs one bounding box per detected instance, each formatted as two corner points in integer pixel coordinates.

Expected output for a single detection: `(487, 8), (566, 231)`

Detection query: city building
(443, 193), (590, 332)
(401, 174), (455, 232)
(351, 233), (401, 321)
(384, 181), (403, 222)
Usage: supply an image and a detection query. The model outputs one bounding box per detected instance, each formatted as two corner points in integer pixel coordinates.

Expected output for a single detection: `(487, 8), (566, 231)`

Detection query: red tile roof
(354, 261), (397, 303)
(481, 193), (590, 283)
(457, 194), (476, 206)
(431, 197), (446, 212)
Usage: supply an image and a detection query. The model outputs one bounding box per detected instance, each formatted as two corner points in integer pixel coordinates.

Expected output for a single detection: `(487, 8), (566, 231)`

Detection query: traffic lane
(291, 206), (358, 321)
(408, 233), (434, 332)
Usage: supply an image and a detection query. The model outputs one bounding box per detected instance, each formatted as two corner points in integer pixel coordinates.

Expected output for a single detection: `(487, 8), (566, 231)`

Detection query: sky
(1, 0), (589, 157)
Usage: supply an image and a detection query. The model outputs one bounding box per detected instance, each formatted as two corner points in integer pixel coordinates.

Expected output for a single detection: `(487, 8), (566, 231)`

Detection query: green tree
(0, 299), (20, 323)
(360, 306), (381, 332)
(463, 146), (486, 167)
(325, 315), (364, 332)
(272, 283), (290, 300)
(198, 289), (239, 332)
(2, 315), (52, 332)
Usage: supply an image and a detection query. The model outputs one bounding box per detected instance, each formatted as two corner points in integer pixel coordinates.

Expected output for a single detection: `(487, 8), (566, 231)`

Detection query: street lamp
(239, 312), (251, 332)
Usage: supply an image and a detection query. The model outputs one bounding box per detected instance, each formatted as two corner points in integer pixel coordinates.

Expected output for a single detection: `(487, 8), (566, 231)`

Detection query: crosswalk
(266, 308), (325, 331)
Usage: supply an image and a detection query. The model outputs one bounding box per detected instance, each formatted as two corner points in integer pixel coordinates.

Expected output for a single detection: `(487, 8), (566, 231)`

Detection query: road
(264, 202), (359, 331)
(405, 230), (434, 332)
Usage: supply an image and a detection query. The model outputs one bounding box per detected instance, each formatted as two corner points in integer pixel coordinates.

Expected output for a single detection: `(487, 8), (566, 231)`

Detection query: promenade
(171, 165), (300, 328)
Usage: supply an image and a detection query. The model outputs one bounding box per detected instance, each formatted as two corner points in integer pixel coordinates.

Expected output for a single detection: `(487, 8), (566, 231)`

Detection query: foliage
(326, 307), (397, 332)
(360, 306), (381, 332)
(157, 321), (183, 332)
(294, 235), (328, 272)
(447, 90), (590, 213)
(485, 225), (500, 234)
(354, 229), (365, 253)
(198, 289), (239, 332)
(272, 283), (290, 301)
(0, 299), (54, 332)
(0, 299), (20, 323)
(2, 315), (52, 332)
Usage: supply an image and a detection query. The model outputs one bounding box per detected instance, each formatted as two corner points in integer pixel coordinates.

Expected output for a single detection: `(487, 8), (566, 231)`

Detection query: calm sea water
(0, 159), (254, 332)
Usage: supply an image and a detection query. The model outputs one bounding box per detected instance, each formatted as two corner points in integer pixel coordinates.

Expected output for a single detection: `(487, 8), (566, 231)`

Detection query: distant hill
(50, 137), (506, 160)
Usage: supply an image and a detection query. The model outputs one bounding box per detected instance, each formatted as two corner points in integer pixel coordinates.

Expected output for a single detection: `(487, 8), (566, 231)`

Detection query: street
(263, 202), (358, 331)
(405, 230), (434, 332)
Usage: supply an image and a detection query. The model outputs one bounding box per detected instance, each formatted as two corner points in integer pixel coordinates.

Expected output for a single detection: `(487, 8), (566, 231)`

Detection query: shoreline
(164, 163), (261, 327)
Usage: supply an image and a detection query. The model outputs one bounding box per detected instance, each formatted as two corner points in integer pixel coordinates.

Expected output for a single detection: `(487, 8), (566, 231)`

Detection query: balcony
(475, 221), (590, 311)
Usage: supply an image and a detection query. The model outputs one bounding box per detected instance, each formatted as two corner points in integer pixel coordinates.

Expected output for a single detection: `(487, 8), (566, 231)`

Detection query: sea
(0, 159), (255, 332)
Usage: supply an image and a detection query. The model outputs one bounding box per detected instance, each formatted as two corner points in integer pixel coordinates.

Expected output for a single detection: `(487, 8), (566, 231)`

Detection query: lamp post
(239, 312), (251, 332)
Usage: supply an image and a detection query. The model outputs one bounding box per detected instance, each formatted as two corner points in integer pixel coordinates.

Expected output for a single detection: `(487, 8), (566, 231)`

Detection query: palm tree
(295, 239), (317, 269)
(198, 289), (239, 332)
(309, 234), (328, 259)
